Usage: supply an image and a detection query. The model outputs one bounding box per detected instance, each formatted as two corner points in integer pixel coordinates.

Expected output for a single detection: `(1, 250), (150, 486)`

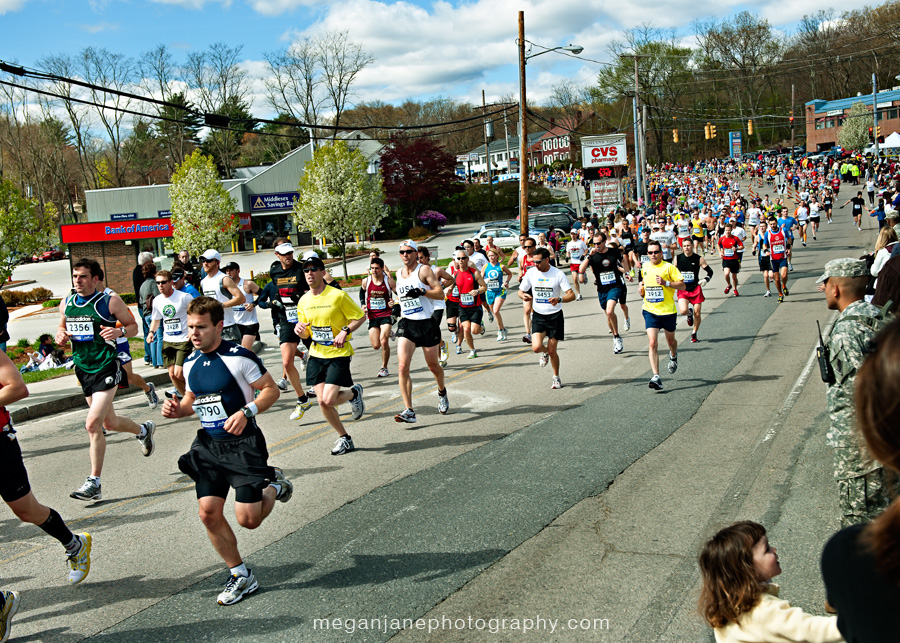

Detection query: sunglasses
(524, 244), (535, 248)
(399, 249), (416, 255)
(155, 280), (170, 285)
(647, 250), (662, 255)
(201, 258), (215, 263)
(303, 267), (321, 274)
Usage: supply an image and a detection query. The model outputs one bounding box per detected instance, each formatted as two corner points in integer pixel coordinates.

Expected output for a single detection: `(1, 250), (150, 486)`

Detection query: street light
(518, 10), (583, 236)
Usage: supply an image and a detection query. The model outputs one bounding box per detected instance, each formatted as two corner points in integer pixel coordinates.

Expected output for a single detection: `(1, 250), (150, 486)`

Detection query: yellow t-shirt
(296, 286), (365, 359)
(641, 261), (683, 316)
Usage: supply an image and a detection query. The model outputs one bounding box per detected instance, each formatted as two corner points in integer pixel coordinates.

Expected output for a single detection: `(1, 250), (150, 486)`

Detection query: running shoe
(501, 329), (508, 341)
(300, 348), (309, 371)
(497, 331), (503, 342)
(439, 342), (449, 366)
(479, 326), (486, 336)
(551, 376), (562, 389)
(813, 235), (817, 240)
(667, 355), (678, 374)
(349, 384), (365, 421)
(377, 367), (389, 378)
(271, 467), (293, 502)
(613, 337), (624, 354)
(575, 294), (583, 301)
(390, 329), (396, 341)
(276, 377), (289, 391)
(438, 390), (450, 415)
(468, 350), (477, 359)
(0, 590), (20, 643)
(164, 388), (180, 401)
(783, 286), (789, 296)
(691, 333), (698, 343)
(788, 263), (793, 272)
(522, 334), (531, 344)
(331, 435), (355, 456)
(289, 398), (313, 421)
(455, 344), (462, 355)
(137, 421), (156, 457)
(66, 533), (92, 584)
(306, 388), (317, 398)
(394, 408), (417, 423)
(623, 318), (631, 332)
(488, 311), (494, 324)
(724, 286), (731, 294)
(146, 382), (159, 409)
(539, 352), (549, 368)
(801, 240), (806, 247)
(648, 375), (664, 390)
(764, 291), (771, 297)
(733, 288), (739, 297)
(217, 571), (258, 605)
(687, 307), (694, 327)
(70, 477), (101, 502)
(778, 294), (784, 303)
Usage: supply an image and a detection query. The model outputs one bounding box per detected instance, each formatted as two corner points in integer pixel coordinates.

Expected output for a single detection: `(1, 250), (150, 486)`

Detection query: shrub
(418, 210), (448, 229)
(120, 293), (137, 305)
(16, 338), (29, 348)
(2, 287), (58, 306)
(407, 226), (430, 240)
(42, 299), (61, 308)
(253, 272), (271, 288)
(327, 243), (343, 258)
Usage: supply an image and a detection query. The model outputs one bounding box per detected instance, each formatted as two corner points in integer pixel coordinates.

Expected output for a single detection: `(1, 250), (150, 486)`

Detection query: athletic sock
(138, 425), (147, 439)
(350, 388), (359, 401)
(38, 508), (76, 548)
(298, 395), (308, 404)
(438, 388), (447, 396)
(614, 334), (620, 338)
(269, 483), (282, 496)
(230, 563), (249, 578)
(89, 475), (100, 485)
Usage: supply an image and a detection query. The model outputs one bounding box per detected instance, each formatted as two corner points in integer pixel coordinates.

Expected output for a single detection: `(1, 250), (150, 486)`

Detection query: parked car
(518, 212), (576, 232)
(473, 220), (543, 238)
(32, 247), (64, 262)
(472, 227), (522, 249)
(531, 203), (577, 216)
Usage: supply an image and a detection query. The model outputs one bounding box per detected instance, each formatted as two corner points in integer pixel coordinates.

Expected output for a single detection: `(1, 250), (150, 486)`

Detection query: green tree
(169, 150), (238, 256)
(838, 102), (871, 152)
(0, 180), (55, 282)
(293, 141), (386, 279)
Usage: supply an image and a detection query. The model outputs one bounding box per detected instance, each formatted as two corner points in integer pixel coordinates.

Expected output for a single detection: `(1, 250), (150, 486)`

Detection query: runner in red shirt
(449, 250), (487, 359)
(718, 223), (744, 297)
(362, 258), (396, 378)
(763, 217), (790, 303)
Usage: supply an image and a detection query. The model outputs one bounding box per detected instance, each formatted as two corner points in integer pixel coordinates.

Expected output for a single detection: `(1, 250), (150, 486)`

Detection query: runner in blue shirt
(776, 212), (798, 272)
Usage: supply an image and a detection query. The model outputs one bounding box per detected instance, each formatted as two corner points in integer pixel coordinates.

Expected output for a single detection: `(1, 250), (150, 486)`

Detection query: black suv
(527, 212), (576, 231)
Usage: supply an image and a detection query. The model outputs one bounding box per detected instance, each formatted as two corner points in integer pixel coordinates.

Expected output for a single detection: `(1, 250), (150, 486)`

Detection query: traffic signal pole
(874, 73), (880, 161)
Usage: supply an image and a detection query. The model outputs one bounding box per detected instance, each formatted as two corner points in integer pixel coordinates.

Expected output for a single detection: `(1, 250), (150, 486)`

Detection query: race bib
(66, 318), (94, 342)
(163, 318), (183, 335)
(460, 292), (475, 306)
(311, 325), (334, 345)
(451, 287), (459, 297)
(723, 248), (735, 257)
(772, 243), (785, 254)
(193, 394), (228, 431)
(400, 296), (423, 315)
(683, 273), (695, 283)
(369, 296), (386, 311)
(203, 289), (217, 299)
(535, 287), (553, 304)
(645, 286), (664, 303)
(485, 278), (500, 290)
(286, 308), (298, 323)
(599, 271), (616, 286)
(692, 227), (702, 235)
(640, 255), (650, 265)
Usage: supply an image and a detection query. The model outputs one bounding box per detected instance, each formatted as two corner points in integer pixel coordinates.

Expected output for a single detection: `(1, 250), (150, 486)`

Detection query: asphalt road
(1, 194), (877, 641)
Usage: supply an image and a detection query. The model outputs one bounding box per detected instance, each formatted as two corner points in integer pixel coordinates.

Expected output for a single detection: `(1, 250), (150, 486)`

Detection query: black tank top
(676, 253), (701, 289)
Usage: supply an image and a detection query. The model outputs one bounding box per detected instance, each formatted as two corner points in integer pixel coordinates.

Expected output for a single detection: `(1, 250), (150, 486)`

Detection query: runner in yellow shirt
(639, 240), (686, 391)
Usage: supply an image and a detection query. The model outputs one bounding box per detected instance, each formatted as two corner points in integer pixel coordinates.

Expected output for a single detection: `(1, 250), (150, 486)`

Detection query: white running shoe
(331, 435), (355, 455)
(289, 399), (313, 420)
(438, 390), (450, 415)
(137, 421), (155, 457)
(649, 374), (663, 390)
(551, 376), (562, 389)
(0, 590), (20, 642)
(667, 355), (678, 374)
(497, 331), (503, 341)
(623, 318), (631, 332)
(501, 330), (508, 341)
(349, 384), (365, 421)
(613, 337), (624, 354)
(377, 367), (389, 378)
(272, 467), (293, 502)
(468, 350), (477, 359)
(70, 477), (101, 502)
(67, 533), (92, 584)
(455, 344), (462, 355)
(394, 408), (417, 423)
(217, 571), (258, 605)
(539, 352), (549, 368)
(145, 382), (159, 409)
(276, 377), (289, 391)
(764, 290), (771, 297)
(488, 311), (494, 323)
(300, 348), (309, 371)
(575, 294), (583, 301)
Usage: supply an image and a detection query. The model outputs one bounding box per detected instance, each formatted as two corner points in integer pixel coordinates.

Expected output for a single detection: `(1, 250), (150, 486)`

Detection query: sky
(0, 0), (883, 120)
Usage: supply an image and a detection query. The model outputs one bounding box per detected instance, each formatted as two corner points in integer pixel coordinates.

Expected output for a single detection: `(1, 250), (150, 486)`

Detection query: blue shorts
(116, 340), (132, 365)
(642, 311), (677, 333)
(771, 257), (788, 271)
(598, 287), (623, 308)
(485, 289), (506, 306)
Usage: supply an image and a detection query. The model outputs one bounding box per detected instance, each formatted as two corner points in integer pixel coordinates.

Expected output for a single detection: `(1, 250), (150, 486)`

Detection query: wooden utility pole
(518, 10), (528, 236)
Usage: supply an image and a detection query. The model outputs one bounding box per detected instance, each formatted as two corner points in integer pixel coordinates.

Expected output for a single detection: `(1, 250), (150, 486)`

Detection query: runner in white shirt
(565, 235), (588, 301)
(518, 247), (575, 390)
(224, 262), (260, 351)
(796, 203), (810, 246)
(149, 271), (194, 397)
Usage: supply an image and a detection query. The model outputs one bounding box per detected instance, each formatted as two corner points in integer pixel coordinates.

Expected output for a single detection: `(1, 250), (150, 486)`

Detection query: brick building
(805, 88), (900, 152)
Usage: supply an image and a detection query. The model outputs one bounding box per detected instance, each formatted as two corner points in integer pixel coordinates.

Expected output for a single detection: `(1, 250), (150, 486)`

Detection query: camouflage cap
(816, 258), (869, 284)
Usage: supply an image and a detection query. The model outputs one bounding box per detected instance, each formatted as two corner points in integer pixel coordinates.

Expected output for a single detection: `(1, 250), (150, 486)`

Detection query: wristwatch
(341, 326), (351, 334)
(241, 405), (256, 419)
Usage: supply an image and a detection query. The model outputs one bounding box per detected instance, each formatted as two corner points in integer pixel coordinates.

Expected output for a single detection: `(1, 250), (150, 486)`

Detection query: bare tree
(264, 38), (323, 144)
(318, 31), (374, 139)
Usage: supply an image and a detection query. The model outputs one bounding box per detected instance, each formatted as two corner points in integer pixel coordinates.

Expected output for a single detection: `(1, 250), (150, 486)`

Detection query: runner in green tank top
(56, 258), (157, 502)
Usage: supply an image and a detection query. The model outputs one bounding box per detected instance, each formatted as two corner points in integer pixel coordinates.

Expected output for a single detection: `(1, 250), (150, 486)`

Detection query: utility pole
(518, 10), (528, 235)
(632, 55), (643, 206)
(482, 89), (492, 188)
(874, 73), (880, 161)
(504, 107), (512, 174)
(790, 84), (795, 153)
(642, 104), (649, 173)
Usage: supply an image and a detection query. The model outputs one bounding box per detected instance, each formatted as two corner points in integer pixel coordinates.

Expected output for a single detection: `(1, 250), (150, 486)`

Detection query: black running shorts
(458, 306), (483, 325)
(396, 317), (441, 348)
(530, 310), (565, 341)
(178, 428), (275, 504)
(306, 355), (354, 389)
(0, 431), (30, 503)
(76, 360), (122, 398)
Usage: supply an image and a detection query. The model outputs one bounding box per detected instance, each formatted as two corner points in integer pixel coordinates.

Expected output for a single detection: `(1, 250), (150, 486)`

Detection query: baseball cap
(200, 249), (221, 262)
(275, 242), (294, 255)
(399, 239), (418, 251)
(222, 261), (239, 271)
(302, 256), (326, 271)
(302, 250), (319, 260)
(816, 258), (869, 284)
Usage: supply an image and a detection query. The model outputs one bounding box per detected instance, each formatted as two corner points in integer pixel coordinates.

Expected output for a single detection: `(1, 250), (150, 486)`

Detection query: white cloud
(146, 0), (232, 9)
(249, 0), (325, 16)
(0, 0), (27, 15)
(78, 22), (119, 34)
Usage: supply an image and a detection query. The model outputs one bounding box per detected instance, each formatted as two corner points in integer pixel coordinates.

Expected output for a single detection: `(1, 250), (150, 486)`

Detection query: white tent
(882, 131), (900, 148)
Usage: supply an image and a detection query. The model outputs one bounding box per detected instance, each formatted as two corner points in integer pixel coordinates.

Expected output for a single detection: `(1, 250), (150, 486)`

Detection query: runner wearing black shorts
(162, 297), (292, 607)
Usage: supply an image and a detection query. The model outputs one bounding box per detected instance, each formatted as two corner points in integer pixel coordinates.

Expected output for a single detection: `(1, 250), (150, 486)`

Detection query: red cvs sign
(592, 146), (618, 159)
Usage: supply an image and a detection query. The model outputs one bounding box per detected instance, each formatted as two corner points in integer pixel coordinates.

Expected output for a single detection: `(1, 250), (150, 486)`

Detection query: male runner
(565, 232), (588, 301)
(417, 246), (454, 367)
(462, 239), (492, 323)
(519, 248), (575, 389)
(162, 297), (292, 606)
(776, 209), (798, 272)
(57, 259), (155, 501)
(1, 350), (92, 643)
(718, 223), (743, 297)
(101, 280), (157, 410)
(394, 240), (449, 423)
(148, 270), (194, 398)
(223, 262), (260, 351)
(639, 241), (686, 390)
(198, 250), (246, 342)
(763, 216), (790, 303)
(267, 240), (313, 420)
(580, 231), (631, 354)
(295, 255), (366, 455)
(451, 250), (487, 359)
(753, 223), (775, 297)
(842, 190), (866, 231)
(517, 238), (539, 343)
(675, 238), (713, 342)
(361, 257), (395, 378)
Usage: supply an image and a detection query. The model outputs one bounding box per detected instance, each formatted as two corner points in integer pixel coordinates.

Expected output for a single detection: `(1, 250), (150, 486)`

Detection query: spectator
(821, 318), (900, 642)
(872, 251), (900, 314)
(0, 294), (8, 353)
(132, 250), (154, 298)
(138, 262), (162, 368)
(177, 250), (201, 289)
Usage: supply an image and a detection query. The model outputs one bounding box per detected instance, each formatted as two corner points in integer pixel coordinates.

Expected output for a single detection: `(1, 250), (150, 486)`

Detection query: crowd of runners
(0, 151), (889, 639)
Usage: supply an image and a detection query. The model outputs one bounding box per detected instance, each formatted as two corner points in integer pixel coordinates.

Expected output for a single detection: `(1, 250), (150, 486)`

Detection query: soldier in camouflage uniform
(820, 258), (894, 527)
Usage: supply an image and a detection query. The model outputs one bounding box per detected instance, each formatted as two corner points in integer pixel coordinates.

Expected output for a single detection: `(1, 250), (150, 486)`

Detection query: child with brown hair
(699, 521), (842, 643)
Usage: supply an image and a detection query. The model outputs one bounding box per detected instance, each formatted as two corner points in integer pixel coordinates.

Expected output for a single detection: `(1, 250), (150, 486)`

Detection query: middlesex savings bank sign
(61, 219), (174, 244)
(581, 135), (627, 168)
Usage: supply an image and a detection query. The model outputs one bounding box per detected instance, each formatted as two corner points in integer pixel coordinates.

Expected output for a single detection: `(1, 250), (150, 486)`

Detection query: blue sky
(0, 0), (876, 117)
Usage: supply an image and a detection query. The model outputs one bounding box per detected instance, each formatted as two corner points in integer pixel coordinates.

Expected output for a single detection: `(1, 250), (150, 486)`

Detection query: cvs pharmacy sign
(582, 135), (627, 168)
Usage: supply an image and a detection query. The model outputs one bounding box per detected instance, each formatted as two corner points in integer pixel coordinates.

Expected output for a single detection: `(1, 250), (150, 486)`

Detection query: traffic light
(789, 115), (794, 126)
(869, 127), (875, 140)
(710, 124), (717, 138)
(747, 119), (753, 135)
(672, 129), (679, 143)
(704, 123), (711, 140)
(877, 125), (882, 138)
